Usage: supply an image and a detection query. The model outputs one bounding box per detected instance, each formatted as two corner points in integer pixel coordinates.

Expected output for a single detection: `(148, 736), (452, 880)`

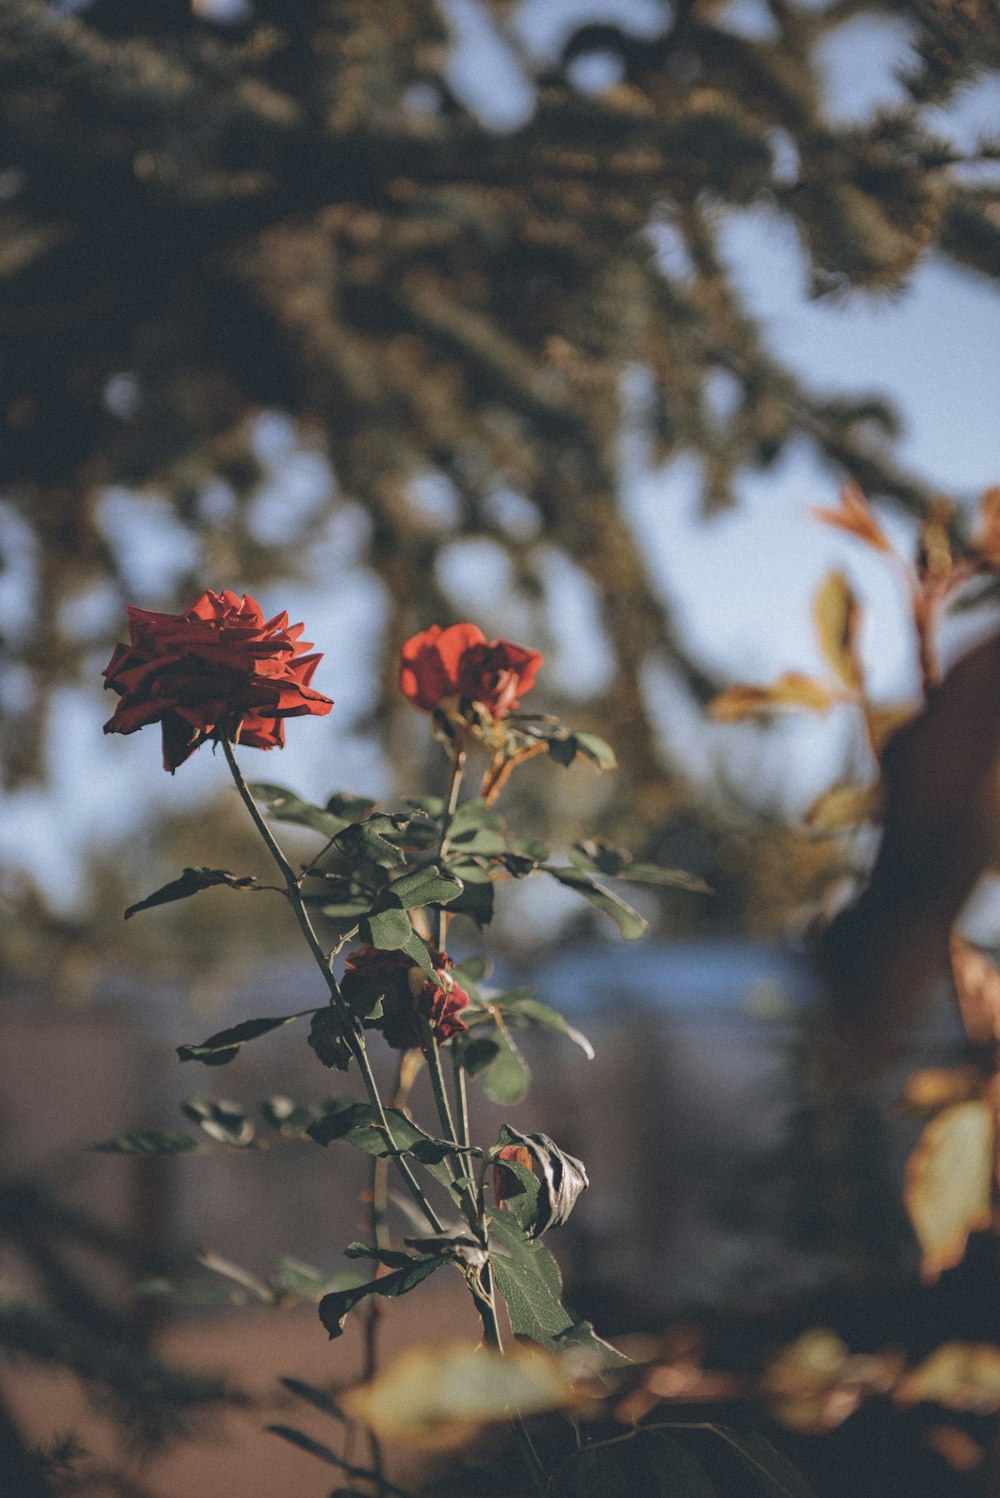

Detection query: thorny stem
(221, 737), (445, 1235)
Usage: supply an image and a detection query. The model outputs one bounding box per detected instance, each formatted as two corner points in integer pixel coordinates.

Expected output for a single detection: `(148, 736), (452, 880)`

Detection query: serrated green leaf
(92, 1129), (199, 1155)
(249, 783), (347, 838)
(124, 866), (259, 920)
(177, 1012), (303, 1065)
(544, 868), (647, 939)
(333, 815), (411, 868)
(487, 1209), (573, 1347)
(481, 1027), (531, 1104)
(379, 865), (463, 910)
(362, 905), (414, 948)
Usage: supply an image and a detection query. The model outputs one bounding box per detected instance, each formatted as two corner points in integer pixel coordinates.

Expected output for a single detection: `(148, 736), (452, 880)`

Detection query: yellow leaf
(802, 780), (883, 832)
(813, 570), (863, 693)
(708, 673), (835, 721)
(341, 1341), (576, 1448)
(903, 1101), (994, 1284)
(896, 1342), (1000, 1412)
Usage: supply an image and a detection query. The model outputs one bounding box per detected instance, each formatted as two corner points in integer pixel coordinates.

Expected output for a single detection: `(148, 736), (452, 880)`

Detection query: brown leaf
(813, 570), (863, 693)
(923, 1426), (984, 1472)
(811, 479), (892, 553)
(950, 936), (1000, 1047)
(903, 1101), (994, 1283)
(708, 672), (835, 721)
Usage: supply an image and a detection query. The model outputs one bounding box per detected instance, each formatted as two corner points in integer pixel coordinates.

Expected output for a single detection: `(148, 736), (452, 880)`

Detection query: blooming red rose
(399, 622), (543, 719)
(102, 589), (333, 771)
(340, 944), (469, 1051)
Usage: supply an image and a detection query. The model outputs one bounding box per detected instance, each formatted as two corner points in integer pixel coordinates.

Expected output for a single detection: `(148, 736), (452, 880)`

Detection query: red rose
(399, 622), (543, 719)
(102, 589), (333, 771)
(341, 944), (469, 1051)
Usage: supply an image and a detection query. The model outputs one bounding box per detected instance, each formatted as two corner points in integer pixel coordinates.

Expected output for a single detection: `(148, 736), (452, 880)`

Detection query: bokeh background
(1, 1), (999, 1494)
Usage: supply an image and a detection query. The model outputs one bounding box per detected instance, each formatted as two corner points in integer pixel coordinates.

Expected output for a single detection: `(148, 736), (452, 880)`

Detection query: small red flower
(399, 622), (543, 720)
(102, 590), (333, 771)
(341, 944), (469, 1051)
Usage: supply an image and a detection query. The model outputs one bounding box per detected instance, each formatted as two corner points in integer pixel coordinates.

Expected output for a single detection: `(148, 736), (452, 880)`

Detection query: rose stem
(221, 737), (445, 1234)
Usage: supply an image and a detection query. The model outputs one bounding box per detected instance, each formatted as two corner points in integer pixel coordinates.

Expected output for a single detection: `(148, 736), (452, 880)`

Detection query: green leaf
(404, 794), (445, 819)
(507, 835), (551, 864)
(569, 840), (711, 892)
(486, 1209), (573, 1347)
(496, 995), (595, 1060)
(447, 864), (496, 926)
(494, 1125), (588, 1236)
(333, 815), (411, 868)
(451, 954), (490, 986)
(177, 1013), (304, 1065)
(362, 905), (414, 948)
(546, 733), (579, 767)
(446, 800), (508, 855)
(544, 867), (648, 939)
(573, 1448), (629, 1498)
(124, 866), (259, 920)
(308, 1008), (352, 1071)
(703, 1427), (817, 1498)
(317, 892), (373, 918)
(325, 791), (378, 822)
(260, 1096), (314, 1133)
(381, 865), (463, 910)
(457, 1035), (502, 1075)
(572, 732), (618, 770)
(249, 783), (348, 838)
(642, 1434), (716, 1497)
(92, 1129), (199, 1155)
(492, 1158), (543, 1237)
(318, 1255), (442, 1337)
(307, 1102), (454, 1182)
(358, 912), (437, 979)
(481, 1027), (532, 1105)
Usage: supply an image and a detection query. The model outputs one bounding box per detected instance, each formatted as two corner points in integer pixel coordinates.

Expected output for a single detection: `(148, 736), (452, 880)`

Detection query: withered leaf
(903, 1101), (994, 1284)
(708, 672), (835, 722)
(813, 570), (863, 694)
(950, 936), (1000, 1047)
(811, 479), (892, 553)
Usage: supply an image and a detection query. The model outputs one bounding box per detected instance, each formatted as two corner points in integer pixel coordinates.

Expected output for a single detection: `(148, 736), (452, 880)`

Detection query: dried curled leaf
(708, 673), (835, 721)
(972, 486), (1000, 569)
(813, 570), (863, 693)
(492, 1126), (588, 1237)
(904, 1101), (994, 1284)
(811, 479), (892, 553)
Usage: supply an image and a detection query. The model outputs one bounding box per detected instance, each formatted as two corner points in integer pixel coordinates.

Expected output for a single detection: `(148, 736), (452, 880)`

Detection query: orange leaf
(973, 486), (1000, 569)
(897, 1342), (1000, 1413)
(802, 780), (882, 833)
(903, 1101), (994, 1284)
(901, 1067), (981, 1113)
(811, 479), (892, 553)
(813, 570), (863, 693)
(708, 672), (836, 721)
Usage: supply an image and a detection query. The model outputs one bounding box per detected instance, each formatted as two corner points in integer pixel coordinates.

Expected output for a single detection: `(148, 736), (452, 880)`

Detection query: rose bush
(340, 943), (469, 1051)
(102, 589), (333, 770)
(399, 622), (543, 719)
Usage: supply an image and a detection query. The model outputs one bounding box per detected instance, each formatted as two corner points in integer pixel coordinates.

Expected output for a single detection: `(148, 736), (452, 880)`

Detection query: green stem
(453, 1049), (471, 1151)
(221, 737), (444, 1235)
